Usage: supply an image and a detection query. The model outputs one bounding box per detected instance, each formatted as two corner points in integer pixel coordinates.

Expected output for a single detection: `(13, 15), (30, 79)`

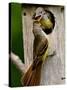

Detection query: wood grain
(22, 5), (65, 85)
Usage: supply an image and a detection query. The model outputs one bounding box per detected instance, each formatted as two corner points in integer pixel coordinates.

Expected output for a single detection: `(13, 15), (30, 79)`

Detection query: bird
(21, 7), (55, 86)
(32, 7), (55, 34)
(32, 7), (56, 57)
(22, 22), (48, 86)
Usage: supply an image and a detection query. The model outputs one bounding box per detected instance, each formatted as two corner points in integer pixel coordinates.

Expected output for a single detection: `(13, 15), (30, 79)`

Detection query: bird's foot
(47, 50), (56, 58)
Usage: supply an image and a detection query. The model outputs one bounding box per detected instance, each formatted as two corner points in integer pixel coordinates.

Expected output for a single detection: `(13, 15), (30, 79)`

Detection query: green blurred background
(9, 3), (24, 87)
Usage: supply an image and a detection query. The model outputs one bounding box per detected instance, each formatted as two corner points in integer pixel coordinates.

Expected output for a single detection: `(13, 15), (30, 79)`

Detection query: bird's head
(32, 7), (55, 34)
(32, 7), (45, 21)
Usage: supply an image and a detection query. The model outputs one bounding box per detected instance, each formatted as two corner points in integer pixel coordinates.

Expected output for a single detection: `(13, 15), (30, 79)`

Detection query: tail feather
(21, 62), (42, 86)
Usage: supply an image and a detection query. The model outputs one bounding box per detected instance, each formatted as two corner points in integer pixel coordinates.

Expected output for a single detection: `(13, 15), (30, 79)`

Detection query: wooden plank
(22, 5), (65, 85)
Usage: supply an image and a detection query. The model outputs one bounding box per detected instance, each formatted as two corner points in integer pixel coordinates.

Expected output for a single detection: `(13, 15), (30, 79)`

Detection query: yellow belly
(42, 48), (48, 62)
(40, 18), (53, 29)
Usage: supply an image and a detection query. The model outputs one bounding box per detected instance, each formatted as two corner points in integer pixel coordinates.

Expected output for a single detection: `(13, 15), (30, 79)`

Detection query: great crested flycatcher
(21, 7), (55, 86)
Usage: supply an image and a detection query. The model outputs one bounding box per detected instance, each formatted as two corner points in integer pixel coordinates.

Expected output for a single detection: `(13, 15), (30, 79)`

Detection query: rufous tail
(21, 61), (42, 86)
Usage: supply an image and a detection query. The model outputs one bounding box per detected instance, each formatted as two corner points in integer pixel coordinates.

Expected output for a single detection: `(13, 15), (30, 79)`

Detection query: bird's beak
(32, 13), (41, 20)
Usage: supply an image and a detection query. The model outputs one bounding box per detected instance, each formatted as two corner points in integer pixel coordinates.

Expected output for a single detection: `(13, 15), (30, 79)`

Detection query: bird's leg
(47, 50), (56, 58)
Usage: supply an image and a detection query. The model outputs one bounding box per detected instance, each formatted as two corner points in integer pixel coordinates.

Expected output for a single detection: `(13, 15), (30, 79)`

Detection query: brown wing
(33, 35), (48, 69)
(33, 35), (48, 58)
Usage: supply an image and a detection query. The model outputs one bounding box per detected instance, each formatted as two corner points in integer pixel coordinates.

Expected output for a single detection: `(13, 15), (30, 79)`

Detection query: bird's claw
(47, 50), (56, 57)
